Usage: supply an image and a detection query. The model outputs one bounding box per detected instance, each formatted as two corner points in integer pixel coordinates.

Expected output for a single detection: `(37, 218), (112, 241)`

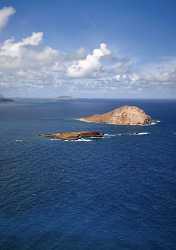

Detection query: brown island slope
(79, 105), (152, 126)
(40, 131), (104, 140)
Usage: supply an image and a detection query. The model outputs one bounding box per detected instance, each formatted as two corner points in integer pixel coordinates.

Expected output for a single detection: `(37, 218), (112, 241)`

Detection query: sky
(0, 0), (176, 98)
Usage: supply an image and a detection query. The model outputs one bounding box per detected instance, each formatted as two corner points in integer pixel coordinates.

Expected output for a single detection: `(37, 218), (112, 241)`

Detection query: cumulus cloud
(0, 30), (176, 96)
(0, 32), (58, 70)
(0, 6), (15, 30)
(0, 5), (175, 98)
(0, 32), (43, 58)
(0, 31), (61, 91)
(1, 32), (176, 95)
(21, 32), (43, 46)
(67, 43), (111, 78)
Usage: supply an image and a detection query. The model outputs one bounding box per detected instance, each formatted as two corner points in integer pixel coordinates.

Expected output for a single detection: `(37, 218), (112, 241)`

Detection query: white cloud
(0, 16), (175, 97)
(1, 33), (176, 95)
(0, 6), (15, 30)
(21, 32), (43, 46)
(67, 43), (111, 78)
(115, 58), (176, 86)
(0, 5), (175, 97)
(0, 32), (43, 58)
(0, 31), (61, 90)
(115, 73), (140, 82)
(0, 32), (59, 72)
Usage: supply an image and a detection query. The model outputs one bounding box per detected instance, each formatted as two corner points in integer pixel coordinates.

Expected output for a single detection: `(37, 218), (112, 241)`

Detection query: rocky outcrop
(40, 131), (104, 140)
(80, 106), (152, 126)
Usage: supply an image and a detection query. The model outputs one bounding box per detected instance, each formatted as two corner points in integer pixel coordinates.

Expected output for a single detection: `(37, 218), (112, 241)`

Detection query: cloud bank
(0, 6), (176, 97)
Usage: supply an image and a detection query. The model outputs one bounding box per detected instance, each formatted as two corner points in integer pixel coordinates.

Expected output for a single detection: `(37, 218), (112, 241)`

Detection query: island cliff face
(80, 106), (152, 125)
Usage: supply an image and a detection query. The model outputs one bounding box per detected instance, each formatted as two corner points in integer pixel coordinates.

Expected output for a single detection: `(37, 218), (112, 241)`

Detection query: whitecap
(151, 120), (160, 125)
(62, 138), (92, 142)
(117, 133), (124, 136)
(77, 138), (92, 142)
(136, 132), (150, 135)
(128, 132), (150, 136)
(69, 138), (92, 142)
(15, 139), (24, 142)
(50, 138), (60, 141)
(50, 138), (92, 142)
(104, 133), (116, 137)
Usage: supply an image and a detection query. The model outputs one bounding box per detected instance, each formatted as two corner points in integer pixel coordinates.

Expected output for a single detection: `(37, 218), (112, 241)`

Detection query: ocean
(0, 98), (176, 250)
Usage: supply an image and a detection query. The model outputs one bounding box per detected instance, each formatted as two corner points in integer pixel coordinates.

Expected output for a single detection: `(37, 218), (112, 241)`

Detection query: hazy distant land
(0, 95), (14, 103)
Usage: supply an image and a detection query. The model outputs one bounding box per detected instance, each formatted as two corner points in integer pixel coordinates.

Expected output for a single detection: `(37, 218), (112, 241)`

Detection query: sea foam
(15, 139), (24, 142)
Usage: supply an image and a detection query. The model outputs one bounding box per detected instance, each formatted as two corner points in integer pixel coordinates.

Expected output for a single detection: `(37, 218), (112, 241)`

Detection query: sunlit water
(0, 99), (176, 250)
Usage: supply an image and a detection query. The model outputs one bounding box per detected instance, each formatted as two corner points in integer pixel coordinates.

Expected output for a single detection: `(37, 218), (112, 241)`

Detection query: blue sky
(0, 0), (176, 98)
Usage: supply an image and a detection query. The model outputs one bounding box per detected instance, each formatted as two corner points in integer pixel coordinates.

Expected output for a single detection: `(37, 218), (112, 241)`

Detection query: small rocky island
(40, 131), (104, 141)
(80, 105), (152, 126)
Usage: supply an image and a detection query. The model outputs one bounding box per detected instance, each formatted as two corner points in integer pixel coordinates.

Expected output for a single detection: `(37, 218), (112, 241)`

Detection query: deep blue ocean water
(0, 98), (176, 250)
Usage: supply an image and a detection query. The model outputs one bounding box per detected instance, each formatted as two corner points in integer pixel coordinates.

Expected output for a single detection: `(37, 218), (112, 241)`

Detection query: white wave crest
(50, 138), (60, 141)
(151, 120), (160, 125)
(136, 132), (150, 135)
(15, 139), (24, 142)
(77, 138), (92, 142)
(65, 138), (92, 142)
(104, 133), (116, 137)
(128, 132), (150, 136)
(50, 138), (93, 142)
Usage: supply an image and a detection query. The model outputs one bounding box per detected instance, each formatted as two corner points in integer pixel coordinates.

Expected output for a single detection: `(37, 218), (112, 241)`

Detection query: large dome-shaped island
(79, 105), (152, 126)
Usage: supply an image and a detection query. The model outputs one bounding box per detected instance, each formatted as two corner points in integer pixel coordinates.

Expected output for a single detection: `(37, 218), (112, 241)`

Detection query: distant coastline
(0, 96), (14, 103)
(56, 96), (77, 100)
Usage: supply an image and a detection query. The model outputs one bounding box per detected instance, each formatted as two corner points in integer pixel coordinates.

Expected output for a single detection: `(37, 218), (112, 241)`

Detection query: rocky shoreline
(39, 131), (104, 141)
(80, 105), (152, 126)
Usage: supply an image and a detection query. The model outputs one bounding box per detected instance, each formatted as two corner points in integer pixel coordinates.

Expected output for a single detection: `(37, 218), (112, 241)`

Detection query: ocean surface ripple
(0, 99), (176, 250)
